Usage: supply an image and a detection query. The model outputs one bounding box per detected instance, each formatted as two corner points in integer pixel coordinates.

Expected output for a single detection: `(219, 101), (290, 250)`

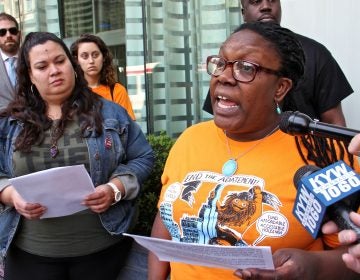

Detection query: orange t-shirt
(91, 83), (136, 120)
(157, 120), (359, 280)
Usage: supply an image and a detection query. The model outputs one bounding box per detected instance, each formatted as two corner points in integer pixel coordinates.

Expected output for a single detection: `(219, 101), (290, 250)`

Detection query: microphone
(292, 160), (360, 240)
(279, 111), (360, 141)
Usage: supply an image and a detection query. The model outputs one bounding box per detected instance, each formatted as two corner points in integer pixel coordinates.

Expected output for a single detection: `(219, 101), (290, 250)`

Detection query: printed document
(124, 233), (274, 270)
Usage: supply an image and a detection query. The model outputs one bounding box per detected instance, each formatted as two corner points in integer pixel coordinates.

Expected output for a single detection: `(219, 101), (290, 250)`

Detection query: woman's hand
(2, 185), (46, 219)
(82, 184), (114, 213)
(234, 248), (319, 280)
(234, 247), (357, 280)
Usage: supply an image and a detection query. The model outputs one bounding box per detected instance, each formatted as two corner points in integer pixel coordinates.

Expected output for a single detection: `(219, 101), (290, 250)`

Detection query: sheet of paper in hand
(9, 165), (95, 219)
(123, 233), (275, 270)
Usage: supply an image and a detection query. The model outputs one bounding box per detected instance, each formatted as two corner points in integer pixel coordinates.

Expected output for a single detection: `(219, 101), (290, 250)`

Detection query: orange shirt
(158, 120), (359, 280)
(91, 83), (136, 120)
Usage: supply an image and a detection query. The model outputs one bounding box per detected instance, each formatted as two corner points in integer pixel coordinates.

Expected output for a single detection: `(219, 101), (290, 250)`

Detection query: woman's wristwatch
(106, 182), (122, 204)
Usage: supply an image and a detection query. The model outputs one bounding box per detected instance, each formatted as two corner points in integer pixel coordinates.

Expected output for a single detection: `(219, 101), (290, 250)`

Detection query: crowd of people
(0, 0), (360, 279)
(203, 0), (353, 126)
(0, 31), (153, 280)
(148, 21), (360, 280)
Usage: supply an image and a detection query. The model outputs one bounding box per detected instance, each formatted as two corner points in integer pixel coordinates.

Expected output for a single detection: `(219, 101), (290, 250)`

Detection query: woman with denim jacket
(0, 32), (154, 280)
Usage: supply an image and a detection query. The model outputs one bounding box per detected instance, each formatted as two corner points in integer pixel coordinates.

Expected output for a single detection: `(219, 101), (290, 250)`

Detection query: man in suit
(0, 12), (21, 111)
(203, 0), (353, 126)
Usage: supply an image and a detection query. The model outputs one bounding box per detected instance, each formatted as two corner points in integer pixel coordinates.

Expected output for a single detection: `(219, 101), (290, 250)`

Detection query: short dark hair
(0, 12), (19, 29)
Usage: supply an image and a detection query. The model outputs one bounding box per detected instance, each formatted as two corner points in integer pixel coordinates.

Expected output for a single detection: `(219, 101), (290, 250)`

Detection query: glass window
(5, 0), (242, 137)
(125, 0), (242, 136)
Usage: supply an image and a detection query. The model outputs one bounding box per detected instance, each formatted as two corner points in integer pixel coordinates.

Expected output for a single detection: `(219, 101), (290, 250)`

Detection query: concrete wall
(281, 0), (360, 129)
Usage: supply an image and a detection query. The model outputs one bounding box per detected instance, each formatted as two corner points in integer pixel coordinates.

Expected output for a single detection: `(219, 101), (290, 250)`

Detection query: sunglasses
(0, 27), (19, 37)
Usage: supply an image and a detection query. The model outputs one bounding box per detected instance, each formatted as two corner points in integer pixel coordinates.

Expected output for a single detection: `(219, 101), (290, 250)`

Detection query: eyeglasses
(0, 27), (19, 37)
(206, 55), (282, 83)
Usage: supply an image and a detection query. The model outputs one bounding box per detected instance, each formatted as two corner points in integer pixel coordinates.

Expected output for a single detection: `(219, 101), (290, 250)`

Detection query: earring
(74, 71), (77, 79)
(275, 101), (282, 115)
(31, 84), (35, 95)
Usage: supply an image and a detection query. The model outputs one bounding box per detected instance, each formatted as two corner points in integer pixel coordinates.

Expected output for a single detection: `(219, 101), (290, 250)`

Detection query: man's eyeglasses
(206, 55), (282, 83)
(0, 27), (19, 37)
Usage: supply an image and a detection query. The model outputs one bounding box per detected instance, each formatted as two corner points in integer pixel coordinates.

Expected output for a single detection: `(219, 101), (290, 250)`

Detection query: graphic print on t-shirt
(159, 171), (288, 246)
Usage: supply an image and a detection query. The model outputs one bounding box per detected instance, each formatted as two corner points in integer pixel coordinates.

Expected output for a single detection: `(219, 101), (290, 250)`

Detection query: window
(6, 0), (242, 137)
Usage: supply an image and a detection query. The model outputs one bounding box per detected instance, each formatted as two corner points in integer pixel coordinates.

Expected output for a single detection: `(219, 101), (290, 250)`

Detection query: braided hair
(235, 22), (354, 168)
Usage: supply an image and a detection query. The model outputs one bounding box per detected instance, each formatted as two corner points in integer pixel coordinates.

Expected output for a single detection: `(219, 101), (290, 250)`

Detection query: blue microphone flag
(293, 160), (360, 239)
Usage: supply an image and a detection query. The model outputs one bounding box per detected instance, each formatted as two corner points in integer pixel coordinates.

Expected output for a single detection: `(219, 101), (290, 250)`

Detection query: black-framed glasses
(0, 27), (19, 37)
(206, 55), (282, 83)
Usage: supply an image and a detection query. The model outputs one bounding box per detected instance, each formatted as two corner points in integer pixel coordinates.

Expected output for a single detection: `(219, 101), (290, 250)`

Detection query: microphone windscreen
(293, 165), (320, 188)
(279, 111), (293, 133)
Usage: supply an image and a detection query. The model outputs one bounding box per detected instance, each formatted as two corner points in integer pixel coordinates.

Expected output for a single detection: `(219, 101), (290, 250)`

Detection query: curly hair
(70, 33), (117, 88)
(235, 22), (353, 168)
(0, 32), (103, 152)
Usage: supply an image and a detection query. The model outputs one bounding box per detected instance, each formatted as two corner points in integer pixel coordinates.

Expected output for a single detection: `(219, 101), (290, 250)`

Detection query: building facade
(1, 0), (242, 136)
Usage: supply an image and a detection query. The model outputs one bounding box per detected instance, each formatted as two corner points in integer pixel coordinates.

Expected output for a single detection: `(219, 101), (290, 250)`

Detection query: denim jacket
(0, 99), (154, 273)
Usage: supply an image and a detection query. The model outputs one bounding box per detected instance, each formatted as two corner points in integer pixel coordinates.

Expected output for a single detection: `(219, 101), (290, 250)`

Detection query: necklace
(222, 125), (279, 176)
(49, 122), (60, 158)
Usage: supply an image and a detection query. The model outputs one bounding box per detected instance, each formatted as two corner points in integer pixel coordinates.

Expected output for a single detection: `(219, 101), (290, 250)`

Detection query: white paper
(124, 233), (274, 270)
(9, 165), (95, 219)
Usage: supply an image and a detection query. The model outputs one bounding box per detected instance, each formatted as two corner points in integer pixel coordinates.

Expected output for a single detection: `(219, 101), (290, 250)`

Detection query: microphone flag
(293, 160), (360, 239)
